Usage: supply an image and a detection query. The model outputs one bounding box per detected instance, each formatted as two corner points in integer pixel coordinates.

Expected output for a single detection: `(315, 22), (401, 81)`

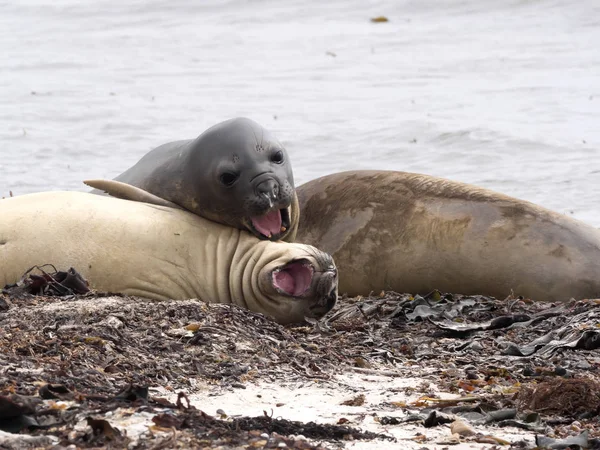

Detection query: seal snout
(240, 170), (294, 241)
(325, 286), (338, 310)
(248, 177), (291, 239)
(308, 267), (338, 318)
(256, 178), (279, 207)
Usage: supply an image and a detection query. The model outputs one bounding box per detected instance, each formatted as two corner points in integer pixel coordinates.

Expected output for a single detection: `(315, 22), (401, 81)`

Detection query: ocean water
(1, 0), (599, 224)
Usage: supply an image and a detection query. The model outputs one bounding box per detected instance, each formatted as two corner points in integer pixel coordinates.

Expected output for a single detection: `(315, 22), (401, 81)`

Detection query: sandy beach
(1, 289), (599, 449)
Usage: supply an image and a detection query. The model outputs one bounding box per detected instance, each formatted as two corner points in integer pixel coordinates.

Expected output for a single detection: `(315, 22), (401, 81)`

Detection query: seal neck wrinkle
(187, 221), (241, 304)
(134, 207), (241, 303)
(228, 235), (270, 311)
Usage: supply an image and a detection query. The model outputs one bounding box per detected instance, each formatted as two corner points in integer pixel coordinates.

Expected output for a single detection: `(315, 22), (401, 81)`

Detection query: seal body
(0, 192), (337, 324)
(295, 170), (600, 302)
(93, 117), (299, 242)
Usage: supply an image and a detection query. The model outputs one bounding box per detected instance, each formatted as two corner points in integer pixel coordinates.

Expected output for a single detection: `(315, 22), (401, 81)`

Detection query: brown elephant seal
(295, 170), (600, 302)
(88, 117), (299, 242)
(0, 192), (337, 324)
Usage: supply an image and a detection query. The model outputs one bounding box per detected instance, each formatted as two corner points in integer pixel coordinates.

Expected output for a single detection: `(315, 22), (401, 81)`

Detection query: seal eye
(270, 150), (284, 164)
(219, 172), (239, 187)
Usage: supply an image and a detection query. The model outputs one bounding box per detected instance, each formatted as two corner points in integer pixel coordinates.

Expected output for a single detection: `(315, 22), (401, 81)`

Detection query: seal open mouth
(272, 259), (314, 297)
(250, 207), (291, 240)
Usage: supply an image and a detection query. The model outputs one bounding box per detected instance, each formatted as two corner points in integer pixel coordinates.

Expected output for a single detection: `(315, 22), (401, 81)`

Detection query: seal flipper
(83, 179), (184, 210)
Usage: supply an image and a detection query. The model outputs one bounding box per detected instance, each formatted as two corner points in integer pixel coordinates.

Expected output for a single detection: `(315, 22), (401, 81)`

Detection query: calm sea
(1, 0), (599, 224)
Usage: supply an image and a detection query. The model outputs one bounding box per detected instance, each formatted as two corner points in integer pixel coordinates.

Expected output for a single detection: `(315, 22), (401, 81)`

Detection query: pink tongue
(251, 210), (282, 238)
(273, 262), (313, 296)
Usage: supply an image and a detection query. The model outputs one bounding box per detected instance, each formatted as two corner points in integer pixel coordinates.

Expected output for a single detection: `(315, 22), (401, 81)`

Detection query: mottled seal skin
(91, 117), (299, 242)
(0, 192), (337, 324)
(295, 170), (600, 302)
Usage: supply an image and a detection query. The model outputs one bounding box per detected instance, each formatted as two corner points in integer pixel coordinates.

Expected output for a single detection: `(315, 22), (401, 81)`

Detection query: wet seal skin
(295, 170), (600, 302)
(0, 191), (337, 324)
(88, 117), (299, 242)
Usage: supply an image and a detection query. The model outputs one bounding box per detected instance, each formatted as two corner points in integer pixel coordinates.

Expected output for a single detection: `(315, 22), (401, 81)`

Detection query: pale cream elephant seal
(295, 170), (600, 302)
(0, 191), (337, 324)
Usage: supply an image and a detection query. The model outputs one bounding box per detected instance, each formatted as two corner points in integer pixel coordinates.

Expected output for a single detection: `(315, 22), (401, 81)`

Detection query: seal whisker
(305, 246), (333, 270)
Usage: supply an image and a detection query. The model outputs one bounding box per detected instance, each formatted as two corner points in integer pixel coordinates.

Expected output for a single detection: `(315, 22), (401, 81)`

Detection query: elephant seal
(0, 192), (337, 324)
(88, 117), (299, 242)
(295, 170), (600, 302)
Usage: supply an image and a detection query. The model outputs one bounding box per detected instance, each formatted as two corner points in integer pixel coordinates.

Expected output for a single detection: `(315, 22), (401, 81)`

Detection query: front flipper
(83, 179), (184, 210)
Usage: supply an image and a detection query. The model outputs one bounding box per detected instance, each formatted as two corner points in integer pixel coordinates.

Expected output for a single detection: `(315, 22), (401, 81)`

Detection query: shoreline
(1, 291), (599, 449)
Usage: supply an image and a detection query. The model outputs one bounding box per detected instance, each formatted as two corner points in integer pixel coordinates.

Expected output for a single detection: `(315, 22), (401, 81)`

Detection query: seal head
(258, 247), (338, 322)
(202, 118), (296, 240)
(88, 117), (298, 241)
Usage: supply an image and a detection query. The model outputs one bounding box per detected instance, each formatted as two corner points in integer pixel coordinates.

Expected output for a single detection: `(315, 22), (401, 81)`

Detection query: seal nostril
(256, 178), (279, 202)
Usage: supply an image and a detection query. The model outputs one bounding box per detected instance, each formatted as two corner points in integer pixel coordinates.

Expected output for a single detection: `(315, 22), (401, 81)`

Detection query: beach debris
(475, 434), (511, 445)
(114, 384), (149, 404)
(2, 264), (89, 297)
(431, 312), (533, 333)
(483, 408), (518, 423)
(450, 419), (476, 436)
(499, 327), (600, 357)
(150, 405), (393, 445)
(86, 417), (122, 440)
(38, 384), (73, 401)
(518, 378), (600, 418)
(152, 412), (181, 429)
(0, 394), (42, 433)
(0, 295), (9, 311)
(232, 415), (393, 442)
(370, 16), (389, 23)
(423, 410), (456, 427)
(0, 430), (57, 449)
(536, 429), (590, 449)
(1, 291), (600, 447)
(340, 394), (365, 406)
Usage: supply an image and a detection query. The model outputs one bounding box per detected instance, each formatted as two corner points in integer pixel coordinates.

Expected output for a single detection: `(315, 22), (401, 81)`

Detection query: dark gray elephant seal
(88, 117), (299, 242)
(295, 170), (600, 302)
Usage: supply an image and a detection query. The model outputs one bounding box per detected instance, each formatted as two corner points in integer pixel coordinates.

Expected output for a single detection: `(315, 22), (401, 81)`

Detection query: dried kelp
(2, 265), (89, 297)
(1, 288), (600, 448)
